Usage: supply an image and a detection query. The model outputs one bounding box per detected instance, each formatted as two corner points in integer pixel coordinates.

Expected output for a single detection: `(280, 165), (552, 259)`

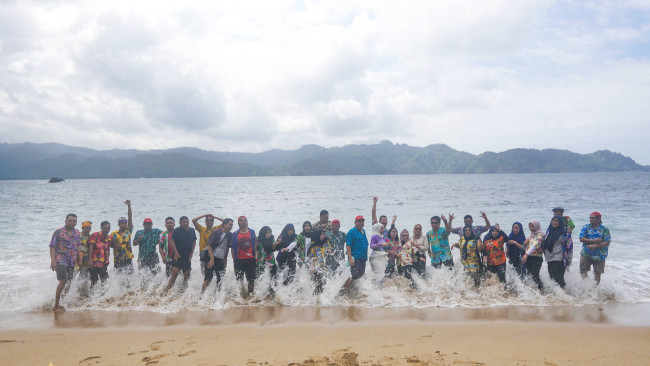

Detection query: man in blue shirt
(579, 212), (611, 285)
(343, 215), (369, 290)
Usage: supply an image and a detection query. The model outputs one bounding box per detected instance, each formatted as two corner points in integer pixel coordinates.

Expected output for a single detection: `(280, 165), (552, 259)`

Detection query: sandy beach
(2, 304), (650, 366)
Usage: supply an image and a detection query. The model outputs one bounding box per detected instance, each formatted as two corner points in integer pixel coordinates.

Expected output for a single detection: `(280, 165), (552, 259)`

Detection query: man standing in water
(371, 197), (395, 238)
(579, 212), (611, 285)
(202, 218), (234, 293)
(192, 213), (223, 276)
(133, 218), (163, 273)
(449, 212), (491, 238)
(49, 213), (81, 311)
(343, 215), (369, 290)
(166, 216), (196, 291)
(159, 217), (175, 277)
(76, 220), (92, 279)
(326, 219), (347, 271)
(313, 210), (332, 232)
(427, 215), (454, 269)
(110, 200), (134, 273)
(231, 216), (257, 297)
(88, 221), (112, 287)
(553, 207), (576, 234)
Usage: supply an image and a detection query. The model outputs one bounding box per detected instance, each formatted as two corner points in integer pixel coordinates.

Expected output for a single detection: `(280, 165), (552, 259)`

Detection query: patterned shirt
(483, 236), (506, 266)
(312, 221), (332, 232)
(110, 229), (134, 262)
(89, 231), (111, 268)
(326, 230), (347, 262)
(459, 237), (481, 273)
(134, 228), (163, 261)
(307, 240), (333, 272)
(399, 241), (414, 266)
(159, 230), (174, 262)
(452, 225), (488, 238)
(427, 227), (452, 265)
(579, 224), (611, 260)
(78, 234), (91, 267)
(256, 240), (277, 269)
(346, 227), (369, 260)
(49, 227), (81, 267)
(525, 234), (544, 257)
(195, 223), (222, 252)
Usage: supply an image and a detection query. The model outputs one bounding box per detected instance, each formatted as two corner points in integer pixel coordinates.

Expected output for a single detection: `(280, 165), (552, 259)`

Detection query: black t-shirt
(171, 227), (197, 259)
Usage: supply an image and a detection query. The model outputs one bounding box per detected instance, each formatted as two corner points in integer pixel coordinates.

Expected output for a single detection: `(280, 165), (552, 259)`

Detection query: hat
(81, 220), (92, 227)
(238, 216), (247, 221)
(118, 217), (128, 223)
(590, 212), (601, 219)
(143, 218), (152, 223)
(354, 215), (365, 221)
(331, 219), (340, 225)
(552, 207), (564, 212)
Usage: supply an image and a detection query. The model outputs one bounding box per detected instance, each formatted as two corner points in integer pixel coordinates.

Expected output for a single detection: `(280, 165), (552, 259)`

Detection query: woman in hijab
(522, 221), (545, 292)
(385, 227), (401, 278)
(275, 224), (298, 285)
(453, 225), (484, 287)
(543, 215), (572, 290)
(507, 222), (527, 278)
(296, 221), (312, 267)
(369, 223), (389, 276)
(306, 229), (332, 294)
(483, 225), (508, 284)
(410, 224), (428, 277)
(256, 226), (278, 280)
(398, 229), (410, 276)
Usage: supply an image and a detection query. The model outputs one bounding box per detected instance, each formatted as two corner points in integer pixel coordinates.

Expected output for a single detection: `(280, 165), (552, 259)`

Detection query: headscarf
(118, 217), (127, 223)
(258, 226), (275, 253)
(528, 221), (544, 239)
(309, 229), (326, 247)
(543, 215), (566, 253)
(400, 229), (410, 245)
(372, 223), (384, 237)
(461, 225), (477, 261)
(301, 221), (312, 236)
(507, 222), (526, 257)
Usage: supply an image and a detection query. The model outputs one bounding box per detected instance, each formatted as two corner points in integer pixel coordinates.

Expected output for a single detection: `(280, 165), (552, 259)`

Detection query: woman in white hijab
(369, 223), (389, 276)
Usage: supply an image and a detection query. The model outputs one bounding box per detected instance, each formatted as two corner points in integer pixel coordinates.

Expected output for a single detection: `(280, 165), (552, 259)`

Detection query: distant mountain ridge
(0, 141), (647, 180)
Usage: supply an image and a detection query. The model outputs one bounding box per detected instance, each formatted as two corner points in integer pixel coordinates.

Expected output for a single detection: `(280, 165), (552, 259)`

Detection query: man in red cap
(133, 216), (163, 273)
(231, 216), (257, 297)
(342, 215), (369, 290)
(578, 212), (611, 285)
(326, 219), (347, 271)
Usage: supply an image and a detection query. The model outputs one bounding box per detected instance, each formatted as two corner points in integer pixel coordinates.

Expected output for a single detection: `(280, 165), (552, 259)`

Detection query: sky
(1, 0), (649, 164)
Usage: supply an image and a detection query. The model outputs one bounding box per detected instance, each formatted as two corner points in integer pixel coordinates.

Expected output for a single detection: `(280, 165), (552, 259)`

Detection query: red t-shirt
(236, 231), (254, 259)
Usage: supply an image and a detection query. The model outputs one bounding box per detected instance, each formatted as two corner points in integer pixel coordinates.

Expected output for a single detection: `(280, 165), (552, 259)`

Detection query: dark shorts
(89, 265), (109, 282)
(114, 259), (133, 273)
(171, 258), (192, 273)
(350, 258), (367, 280)
(580, 256), (605, 274)
(165, 263), (173, 277)
(234, 258), (256, 283)
(138, 256), (159, 272)
(204, 259), (226, 282)
(56, 265), (74, 281)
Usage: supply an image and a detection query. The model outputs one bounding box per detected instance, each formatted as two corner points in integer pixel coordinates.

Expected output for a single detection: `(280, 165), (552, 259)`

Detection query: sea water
(0, 172), (648, 313)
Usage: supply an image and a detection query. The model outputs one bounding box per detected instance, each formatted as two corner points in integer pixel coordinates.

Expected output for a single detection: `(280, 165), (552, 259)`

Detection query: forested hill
(0, 141), (647, 179)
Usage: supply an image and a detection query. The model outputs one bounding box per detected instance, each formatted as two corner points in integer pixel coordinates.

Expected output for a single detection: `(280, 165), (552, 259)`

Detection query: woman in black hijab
(275, 224), (298, 285)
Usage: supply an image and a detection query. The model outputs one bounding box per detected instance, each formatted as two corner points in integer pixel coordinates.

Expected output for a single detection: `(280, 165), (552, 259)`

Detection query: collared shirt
(134, 228), (163, 261)
(346, 227), (369, 260)
(195, 223), (222, 252)
(89, 231), (111, 267)
(426, 227), (452, 265)
(78, 234), (91, 267)
(313, 221), (332, 232)
(399, 241), (414, 266)
(49, 227), (81, 267)
(459, 237), (481, 273)
(483, 236), (507, 266)
(579, 224), (611, 260)
(159, 230), (173, 262)
(111, 229), (134, 262)
(307, 240), (333, 272)
(326, 230), (347, 261)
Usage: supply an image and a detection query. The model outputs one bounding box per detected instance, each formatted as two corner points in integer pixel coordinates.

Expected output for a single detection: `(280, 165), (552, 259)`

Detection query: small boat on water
(48, 177), (65, 183)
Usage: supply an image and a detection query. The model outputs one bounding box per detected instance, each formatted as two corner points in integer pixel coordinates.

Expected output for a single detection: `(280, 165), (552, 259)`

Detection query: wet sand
(2, 304), (650, 365)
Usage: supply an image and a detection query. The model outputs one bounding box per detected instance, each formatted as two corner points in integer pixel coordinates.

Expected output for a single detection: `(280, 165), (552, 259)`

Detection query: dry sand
(2, 305), (649, 366)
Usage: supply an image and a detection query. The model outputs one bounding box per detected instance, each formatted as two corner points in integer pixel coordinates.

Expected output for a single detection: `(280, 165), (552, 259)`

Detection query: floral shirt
(399, 241), (415, 266)
(49, 227), (81, 267)
(525, 234), (544, 257)
(326, 230), (347, 262)
(256, 240), (277, 269)
(483, 236), (506, 266)
(77, 234), (91, 268)
(159, 230), (174, 263)
(134, 228), (163, 261)
(307, 240), (333, 272)
(579, 224), (611, 260)
(427, 227), (452, 265)
(459, 237), (481, 273)
(386, 239), (401, 265)
(312, 221), (332, 232)
(89, 231), (111, 268)
(110, 229), (134, 262)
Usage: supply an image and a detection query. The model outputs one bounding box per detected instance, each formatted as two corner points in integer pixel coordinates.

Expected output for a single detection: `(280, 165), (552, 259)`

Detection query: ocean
(1, 172), (648, 313)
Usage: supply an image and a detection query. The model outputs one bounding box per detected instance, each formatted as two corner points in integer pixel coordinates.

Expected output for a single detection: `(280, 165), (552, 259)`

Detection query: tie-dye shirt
(49, 227), (81, 267)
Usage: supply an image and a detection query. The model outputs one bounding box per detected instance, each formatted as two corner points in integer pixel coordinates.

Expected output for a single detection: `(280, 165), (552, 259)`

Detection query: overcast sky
(1, 0), (649, 164)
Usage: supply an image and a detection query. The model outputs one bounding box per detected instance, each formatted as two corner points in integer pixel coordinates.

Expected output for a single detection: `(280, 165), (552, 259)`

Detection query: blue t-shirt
(346, 227), (369, 260)
(579, 224), (611, 260)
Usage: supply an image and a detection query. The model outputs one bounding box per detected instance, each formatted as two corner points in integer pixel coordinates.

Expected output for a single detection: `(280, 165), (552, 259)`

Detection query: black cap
(552, 207), (564, 212)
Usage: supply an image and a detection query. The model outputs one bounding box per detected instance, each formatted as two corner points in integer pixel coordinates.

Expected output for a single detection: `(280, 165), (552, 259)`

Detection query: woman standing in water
(453, 225), (484, 287)
(543, 215), (572, 290)
(385, 227), (401, 278)
(296, 221), (312, 267)
(275, 224), (298, 285)
(507, 222), (527, 278)
(410, 224), (428, 277)
(369, 223), (389, 276)
(482, 225), (508, 284)
(306, 229), (331, 294)
(256, 226), (278, 281)
(398, 229), (410, 276)
(522, 221), (545, 292)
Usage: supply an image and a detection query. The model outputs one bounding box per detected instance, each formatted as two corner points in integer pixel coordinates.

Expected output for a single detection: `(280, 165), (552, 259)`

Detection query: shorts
(165, 263), (173, 277)
(350, 258), (367, 280)
(138, 256), (160, 272)
(580, 256), (605, 274)
(234, 258), (256, 283)
(56, 265), (74, 281)
(200, 260), (206, 276)
(171, 258), (192, 273)
(89, 266), (109, 282)
(204, 259), (226, 282)
(114, 259), (133, 273)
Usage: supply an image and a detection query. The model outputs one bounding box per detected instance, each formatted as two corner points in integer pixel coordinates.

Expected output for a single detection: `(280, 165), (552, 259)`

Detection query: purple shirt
(370, 235), (388, 251)
(49, 226), (81, 267)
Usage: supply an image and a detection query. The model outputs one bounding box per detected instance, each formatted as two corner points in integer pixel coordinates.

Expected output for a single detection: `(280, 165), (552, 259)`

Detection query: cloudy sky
(1, 0), (649, 163)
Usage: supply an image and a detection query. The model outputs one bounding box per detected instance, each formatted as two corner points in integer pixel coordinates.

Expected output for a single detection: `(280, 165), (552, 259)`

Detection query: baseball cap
(143, 218), (152, 223)
(552, 207), (564, 212)
(354, 215), (365, 221)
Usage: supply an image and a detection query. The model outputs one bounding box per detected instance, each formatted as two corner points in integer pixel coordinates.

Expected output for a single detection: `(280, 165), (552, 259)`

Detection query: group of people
(49, 198), (611, 311)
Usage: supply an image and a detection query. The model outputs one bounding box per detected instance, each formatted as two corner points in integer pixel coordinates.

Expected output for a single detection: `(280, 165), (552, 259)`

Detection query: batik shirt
(78, 234), (91, 267)
(483, 236), (506, 266)
(452, 225), (488, 238)
(399, 241), (414, 266)
(459, 237), (481, 273)
(525, 234), (544, 257)
(312, 221), (332, 232)
(346, 227), (369, 260)
(307, 240), (333, 272)
(326, 230), (347, 262)
(110, 229), (134, 262)
(579, 224), (611, 260)
(159, 230), (174, 262)
(134, 228), (163, 261)
(256, 240), (277, 270)
(427, 227), (452, 265)
(89, 231), (111, 268)
(49, 227), (81, 267)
